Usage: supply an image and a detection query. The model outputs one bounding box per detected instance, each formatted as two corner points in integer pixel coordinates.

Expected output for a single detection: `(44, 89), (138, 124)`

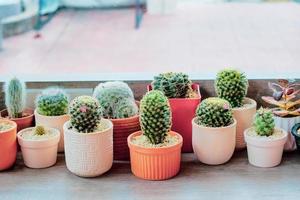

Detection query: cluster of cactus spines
(93, 81), (138, 119)
(215, 69), (248, 108)
(152, 72), (192, 98)
(36, 87), (69, 116)
(34, 126), (46, 136)
(4, 77), (26, 118)
(69, 96), (102, 133)
(254, 108), (275, 137)
(196, 97), (234, 127)
(140, 90), (171, 144)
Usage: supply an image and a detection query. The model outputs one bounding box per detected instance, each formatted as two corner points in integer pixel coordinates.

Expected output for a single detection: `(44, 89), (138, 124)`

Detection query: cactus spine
(254, 108), (275, 137)
(34, 126), (46, 136)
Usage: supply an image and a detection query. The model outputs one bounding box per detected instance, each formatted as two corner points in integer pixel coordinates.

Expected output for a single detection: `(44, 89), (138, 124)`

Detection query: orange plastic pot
(128, 131), (183, 180)
(0, 119), (17, 171)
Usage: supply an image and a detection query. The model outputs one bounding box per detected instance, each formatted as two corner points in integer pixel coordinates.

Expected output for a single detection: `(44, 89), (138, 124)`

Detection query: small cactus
(254, 108), (275, 137)
(34, 126), (46, 136)
(113, 98), (139, 119)
(140, 90), (172, 144)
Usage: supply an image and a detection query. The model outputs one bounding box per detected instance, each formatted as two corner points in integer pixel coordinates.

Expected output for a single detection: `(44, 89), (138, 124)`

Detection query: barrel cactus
(215, 69), (248, 108)
(140, 90), (172, 144)
(113, 98), (138, 119)
(254, 108), (275, 137)
(196, 97), (234, 127)
(34, 126), (46, 136)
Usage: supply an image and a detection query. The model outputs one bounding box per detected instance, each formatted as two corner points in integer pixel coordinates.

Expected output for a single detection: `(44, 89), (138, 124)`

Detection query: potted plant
(1, 77), (34, 131)
(0, 119), (17, 171)
(149, 72), (201, 153)
(35, 87), (70, 152)
(63, 96), (113, 177)
(93, 81), (140, 161)
(215, 69), (257, 150)
(291, 123), (300, 150)
(262, 79), (300, 151)
(128, 90), (183, 180)
(244, 108), (288, 167)
(147, 0), (177, 15)
(192, 97), (236, 165)
(17, 125), (60, 168)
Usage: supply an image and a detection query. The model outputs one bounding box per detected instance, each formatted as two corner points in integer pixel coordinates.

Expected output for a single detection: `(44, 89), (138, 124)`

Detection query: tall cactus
(254, 108), (275, 137)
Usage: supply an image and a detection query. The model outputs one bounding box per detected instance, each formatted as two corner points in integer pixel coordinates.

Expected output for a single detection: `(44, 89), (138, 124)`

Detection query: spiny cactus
(93, 81), (138, 119)
(215, 69), (248, 108)
(69, 96), (102, 133)
(140, 90), (171, 144)
(196, 97), (234, 127)
(152, 72), (192, 98)
(254, 108), (275, 137)
(36, 87), (69, 116)
(34, 126), (46, 136)
(4, 77), (26, 118)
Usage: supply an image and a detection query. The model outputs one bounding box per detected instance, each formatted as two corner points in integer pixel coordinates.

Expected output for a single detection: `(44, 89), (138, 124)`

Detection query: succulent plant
(93, 81), (138, 119)
(36, 87), (69, 116)
(140, 90), (172, 144)
(34, 126), (46, 136)
(4, 77), (26, 118)
(69, 96), (102, 133)
(215, 69), (248, 108)
(253, 108), (275, 137)
(262, 79), (300, 117)
(195, 97), (234, 127)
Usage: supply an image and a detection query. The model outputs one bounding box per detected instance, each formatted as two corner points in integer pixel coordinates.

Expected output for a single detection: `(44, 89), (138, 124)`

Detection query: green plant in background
(4, 77), (26, 118)
(254, 108), (275, 137)
(93, 81), (138, 119)
(215, 69), (248, 108)
(196, 97), (234, 127)
(140, 90), (172, 144)
(34, 125), (46, 136)
(36, 87), (69, 116)
(69, 96), (102, 133)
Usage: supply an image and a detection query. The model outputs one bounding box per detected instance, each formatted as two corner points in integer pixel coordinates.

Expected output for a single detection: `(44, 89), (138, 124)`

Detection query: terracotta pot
(17, 127), (60, 168)
(148, 84), (201, 153)
(244, 127), (287, 168)
(233, 98), (257, 150)
(128, 131), (183, 181)
(0, 119), (17, 171)
(63, 119), (113, 177)
(0, 108), (34, 132)
(291, 123), (300, 151)
(34, 109), (70, 152)
(192, 118), (236, 165)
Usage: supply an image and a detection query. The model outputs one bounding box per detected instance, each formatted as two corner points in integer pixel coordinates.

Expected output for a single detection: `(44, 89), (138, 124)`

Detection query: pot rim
(244, 127), (288, 143)
(232, 97), (257, 111)
(34, 109), (70, 119)
(273, 114), (300, 120)
(0, 119), (17, 133)
(17, 127), (60, 142)
(192, 118), (237, 131)
(0, 108), (34, 121)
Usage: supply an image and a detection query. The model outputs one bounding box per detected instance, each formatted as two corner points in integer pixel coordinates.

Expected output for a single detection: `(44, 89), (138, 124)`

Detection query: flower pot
(244, 127), (288, 168)
(34, 109), (70, 152)
(63, 119), (113, 177)
(148, 84), (201, 153)
(291, 123), (300, 151)
(128, 131), (183, 180)
(0, 119), (17, 171)
(192, 118), (236, 165)
(0, 108), (34, 132)
(147, 0), (177, 15)
(233, 98), (257, 150)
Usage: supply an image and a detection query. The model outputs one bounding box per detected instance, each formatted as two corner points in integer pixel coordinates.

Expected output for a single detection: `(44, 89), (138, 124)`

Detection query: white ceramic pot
(192, 118), (236, 165)
(63, 119), (113, 177)
(273, 115), (300, 151)
(35, 109), (70, 152)
(233, 98), (257, 150)
(244, 127), (287, 168)
(147, 0), (177, 15)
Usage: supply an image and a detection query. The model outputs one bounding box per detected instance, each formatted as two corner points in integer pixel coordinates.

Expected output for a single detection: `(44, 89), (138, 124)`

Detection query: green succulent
(254, 108), (275, 137)
(34, 126), (46, 136)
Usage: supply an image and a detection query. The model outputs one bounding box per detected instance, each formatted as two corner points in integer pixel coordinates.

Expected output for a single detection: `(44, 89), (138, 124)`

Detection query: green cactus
(34, 126), (46, 136)
(113, 98), (139, 119)
(254, 108), (275, 137)
(36, 87), (69, 116)
(69, 96), (102, 133)
(152, 72), (192, 98)
(215, 69), (248, 108)
(196, 97), (234, 127)
(140, 90), (171, 144)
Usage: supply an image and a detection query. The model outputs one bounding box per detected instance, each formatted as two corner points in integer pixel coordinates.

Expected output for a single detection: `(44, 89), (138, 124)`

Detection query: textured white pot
(192, 118), (236, 165)
(147, 0), (177, 15)
(244, 127), (287, 168)
(35, 109), (70, 152)
(63, 119), (113, 177)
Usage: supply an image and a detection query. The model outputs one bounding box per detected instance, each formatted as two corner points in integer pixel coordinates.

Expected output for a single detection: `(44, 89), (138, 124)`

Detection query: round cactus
(69, 96), (102, 133)
(196, 97), (234, 127)
(113, 98), (139, 119)
(140, 90), (172, 144)
(254, 108), (275, 137)
(215, 69), (248, 108)
(34, 126), (46, 136)
(36, 87), (69, 116)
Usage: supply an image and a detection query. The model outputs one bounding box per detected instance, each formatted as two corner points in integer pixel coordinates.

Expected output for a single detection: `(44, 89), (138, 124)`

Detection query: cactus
(93, 81), (138, 119)
(152, 72), (192, 98)
(36, 87), (69, 116)
(254, 108), (275, 137)
(69, 96), (102, 133)
(215, 69), (248, 108)
(4, 77), (26, 118)
(140, 90), (171, 144)
(195, 97), (234, 127)
(34, 126), (46, 136)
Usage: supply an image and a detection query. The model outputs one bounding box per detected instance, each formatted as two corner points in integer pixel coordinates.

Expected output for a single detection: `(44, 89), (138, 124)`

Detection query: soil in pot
(0, 108), (34, 132)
